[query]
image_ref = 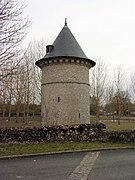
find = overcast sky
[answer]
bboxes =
[23,0,135,76]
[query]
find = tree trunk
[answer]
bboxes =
[16,105,19,123]
[96,98,100,123]
[8,104,12,121]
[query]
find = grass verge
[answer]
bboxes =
[104,121,135,131]
[0,142,135,157]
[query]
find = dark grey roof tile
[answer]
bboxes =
[36,21,96,68]
[44,24,88,59]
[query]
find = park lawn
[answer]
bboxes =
[0,142,135,157]
[0,118,41,128]
[0,120,135,131]
[104,121,135,131]
[0,116,135,132]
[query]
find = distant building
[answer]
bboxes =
[36,19,96,126]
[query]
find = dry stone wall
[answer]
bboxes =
[0,124,135,143]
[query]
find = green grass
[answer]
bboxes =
[0,142,135,157]
[0,116,135,132]
[104,121,135,131]
[0,118,41,128]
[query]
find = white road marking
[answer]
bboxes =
[66,152,100,180]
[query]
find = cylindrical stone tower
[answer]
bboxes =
[36,20,96,126]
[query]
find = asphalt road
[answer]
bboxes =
[88,149,135,180]
[0,149,135,180]
[0,152,86,180]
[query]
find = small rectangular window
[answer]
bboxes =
[58,97,60,102]
[79,113,80,118]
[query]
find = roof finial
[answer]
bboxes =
[65,18,67,26]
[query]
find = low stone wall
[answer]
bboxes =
[0,123,135,143]
[105,130,135,143]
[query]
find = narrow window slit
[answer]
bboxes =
[58,97,60,102]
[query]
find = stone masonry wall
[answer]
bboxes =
[41,59,91,126]
[0,124,135,143]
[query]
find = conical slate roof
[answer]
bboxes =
[36,20,95,67]
[44,22,88,59]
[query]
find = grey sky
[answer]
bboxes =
[23,0,135,75]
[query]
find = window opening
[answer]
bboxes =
[79,113,80,118]
[58,97,60,102]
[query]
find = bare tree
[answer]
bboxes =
[131,74,135,102]
[0,39,45,123]
[113,66,125,125]
[20,40,46,123]
[0,0,29,81]
[0,77,7,119]
[104,83,115,120]
[4,70,16,121]
[90,58,107,122]
[13,64,26,122]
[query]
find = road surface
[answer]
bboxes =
[0,149,135,180]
